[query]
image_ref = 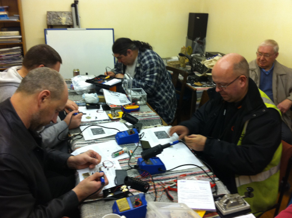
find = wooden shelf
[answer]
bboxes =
[0,42,23,45]
[0,0,26,71]
[0,20,20,23]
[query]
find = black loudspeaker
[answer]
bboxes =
[187,13,208,40]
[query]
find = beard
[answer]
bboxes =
[29,110,46,132]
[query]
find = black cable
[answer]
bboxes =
[57,113,74,141]
[181,141,218,195]
[127,144,141,170]
[81,196,118,204]
[159,163,217,195]
[70,123,122,142]
[139,132,145,140]
[79,185,105,204]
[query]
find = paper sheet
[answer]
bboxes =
[140,126,204,169]
[80,122,128,140]
[103,78,121,86]
[178,180,216,211]
[78,106,110,122]
[72,140,132,189]
[103,89,131,105]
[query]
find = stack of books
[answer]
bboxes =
[0,6,9,20]
[0,31,21,43]
[0,46,23,69]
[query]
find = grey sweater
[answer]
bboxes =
[0,66,69,148]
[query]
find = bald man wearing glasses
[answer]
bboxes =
[170,53,282,213]
[249,39,292,144]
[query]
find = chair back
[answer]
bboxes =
[166,66,188,124]
[274,140,292,216]
[198,90,210,108]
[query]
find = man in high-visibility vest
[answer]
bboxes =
[170,53,282,213]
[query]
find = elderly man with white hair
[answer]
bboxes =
[249,39,292,144]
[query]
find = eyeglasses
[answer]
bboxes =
[256,52,275,58]
[214,76,241,90]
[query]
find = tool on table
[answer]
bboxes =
[215,187,254,217]
[112,147,128,158]
[137,140,180,175]
[112,193,147,218]
[115,113,142,145]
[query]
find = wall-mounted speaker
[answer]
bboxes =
[187,13,209,40]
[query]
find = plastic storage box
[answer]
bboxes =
[146,202,201,218]
[128,88,147,105]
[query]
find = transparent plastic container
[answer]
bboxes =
[146,202,201,218]
[128,88,147,105]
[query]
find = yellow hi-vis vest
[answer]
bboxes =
[236,89,282,213]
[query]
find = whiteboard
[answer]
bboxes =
[45,28,115,79]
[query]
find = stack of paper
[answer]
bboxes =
[0,46,22,68]
[0,35,22,43]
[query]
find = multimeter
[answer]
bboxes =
[112,193,147,218]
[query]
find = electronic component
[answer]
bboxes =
[86,103,100,109]
[137,157,166,175]
[122,105,140,113]
[215,194,251,216]
[115,129,139,145]
[112,193,147,218]
[215,187,253,217]
[112,147,128,158]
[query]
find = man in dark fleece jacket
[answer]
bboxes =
[170,53,282,213]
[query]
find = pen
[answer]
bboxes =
[73,112,86,116]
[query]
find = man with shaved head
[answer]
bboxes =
[170,53,282,212]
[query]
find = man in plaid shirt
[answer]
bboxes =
[105,38,177,124]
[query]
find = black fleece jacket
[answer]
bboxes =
[180,78,281,193]
[0,99,79,218]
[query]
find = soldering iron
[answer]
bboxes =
[141,140,180,160]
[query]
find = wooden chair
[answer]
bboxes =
[198,90,210,108]
[274,140,292,216]
[258,140,292,217]
[166,66,188,124]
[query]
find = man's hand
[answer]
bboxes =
[65,99,78,113]
[169,125,189,140]
[115,73,124,79]
[64,110,82,129]
[277,99,292,114]
[73,172,109,202]
[67,150,101,169]
[184,134,207,151]
[104,71,115,77]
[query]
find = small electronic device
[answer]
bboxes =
[215,187,253,217]
[115,129,139,145]
[86,103,100,109]
[121,105,140,113]
[112,193,147,218]
[137,157,166,175]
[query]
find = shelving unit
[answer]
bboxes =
[0,0,26,71]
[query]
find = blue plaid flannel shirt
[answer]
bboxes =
[113,49,177,123]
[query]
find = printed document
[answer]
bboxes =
[178,180,216,211]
